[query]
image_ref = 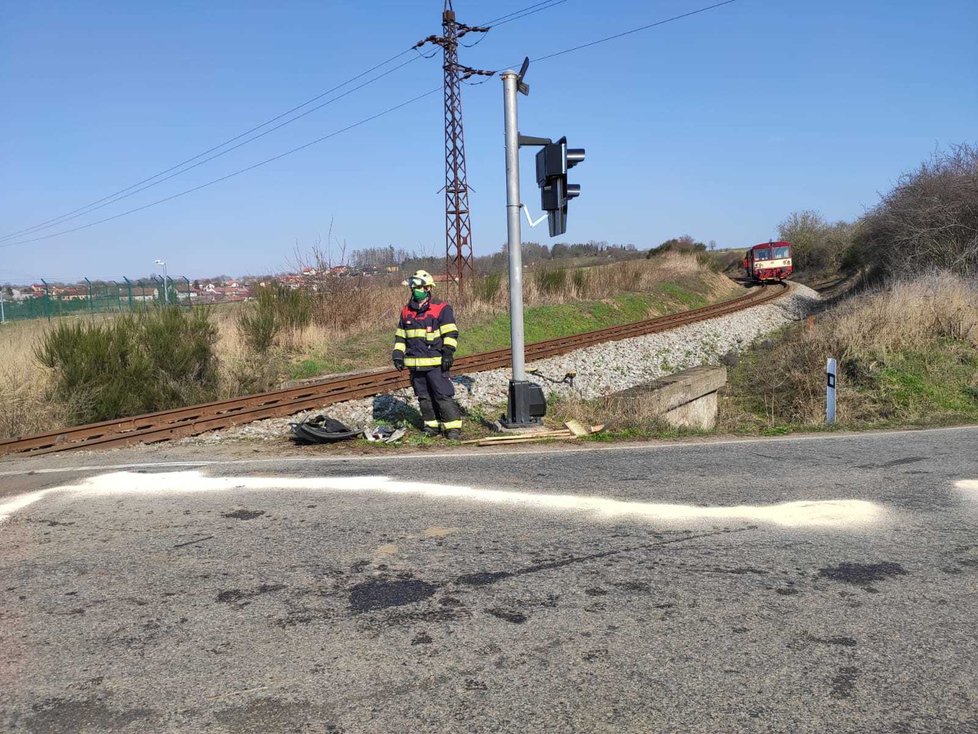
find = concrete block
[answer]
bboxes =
[663,391,718,430]
[602,366,726,430]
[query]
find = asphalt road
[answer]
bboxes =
[2,428,977,733]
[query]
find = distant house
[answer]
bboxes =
[131,287,156,302]
[60,287,88,301]
[223,285,250,302]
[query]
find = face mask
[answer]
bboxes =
[412,288,428,301]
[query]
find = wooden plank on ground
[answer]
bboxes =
[476,434,581,446]
[461,430,573,445]
[564,420,589,437]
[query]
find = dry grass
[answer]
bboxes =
[0,319,67,438]
[830,272,978,357]
[215,252,729,387]
[720,272,978,428]
[0,254,733,437]
[548,392,676,436]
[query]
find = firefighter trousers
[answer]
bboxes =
[410,368,462,431]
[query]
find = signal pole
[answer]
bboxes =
[502,69,526,383]
[499,59,587,427]
[416,2,492,299]
[500,60,550,427]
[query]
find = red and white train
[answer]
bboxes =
[743,241,793,282]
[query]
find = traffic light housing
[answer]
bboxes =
[535,137,585,237]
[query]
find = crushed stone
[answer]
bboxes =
[178,284,820,444]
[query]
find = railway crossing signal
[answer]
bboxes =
[535,137,586,237]
[500,57,589,427]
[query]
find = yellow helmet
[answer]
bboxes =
[402,269,435,288]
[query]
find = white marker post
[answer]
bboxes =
[826,357,837,425]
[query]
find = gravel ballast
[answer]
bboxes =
[184,284,820,443]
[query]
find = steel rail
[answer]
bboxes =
[0,283,786,457]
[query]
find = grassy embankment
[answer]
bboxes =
[719,273,978,434]
[289,268,735,379]
[0,252,738,440]
[550,273,978,441]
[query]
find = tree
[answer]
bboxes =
[647,235,706,258]
[777,211,855,275]
[856,143,978,277]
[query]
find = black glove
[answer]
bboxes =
[392,352,405,371]
[441,350,454,372]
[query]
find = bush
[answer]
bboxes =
[267,284,312,334]
[37,307,218,424]
[856,143,978,278]
[472,272,503,303]
[238,306,278,354]
[534,267,567,295]
[647,235,706,258]
[311,276,400,331]
[777,210,855,276]
[238,282,314,353]
[572,268,590,295]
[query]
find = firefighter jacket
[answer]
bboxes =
[393,298,459,370]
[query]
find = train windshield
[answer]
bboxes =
[754,249,771,260]
[774,246,790,259]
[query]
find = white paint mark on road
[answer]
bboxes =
[1,470,886,529]
[0,487,60,524]
[954,480,978,492]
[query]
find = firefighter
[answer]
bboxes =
[392,270,463,439]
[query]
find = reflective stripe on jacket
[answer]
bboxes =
[393,298,459,371]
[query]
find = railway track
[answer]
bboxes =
[0,283,788,458]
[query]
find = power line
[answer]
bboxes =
[0,48,420,243]
[479,0,568,27]
[0,0,570,245]
[0,0,740,249]
[463,0,569,46]
[0,55,423,243]
[0,88,441,249]
[486,0,570,29]
[484,0,738,75]
[532,0,738,63]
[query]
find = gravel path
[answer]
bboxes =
[182,284,820,443]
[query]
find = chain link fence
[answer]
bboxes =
[0,277,194,322]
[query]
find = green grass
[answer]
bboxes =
[288,278,733,379]
[291,358,329,380]
[458,292,666,356]
[720,338,978,436]
[655,282,709,308]
[877,345,978,422]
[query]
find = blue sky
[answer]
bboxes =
[1,0,975,282]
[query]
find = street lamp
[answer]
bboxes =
[154,259,169,305]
